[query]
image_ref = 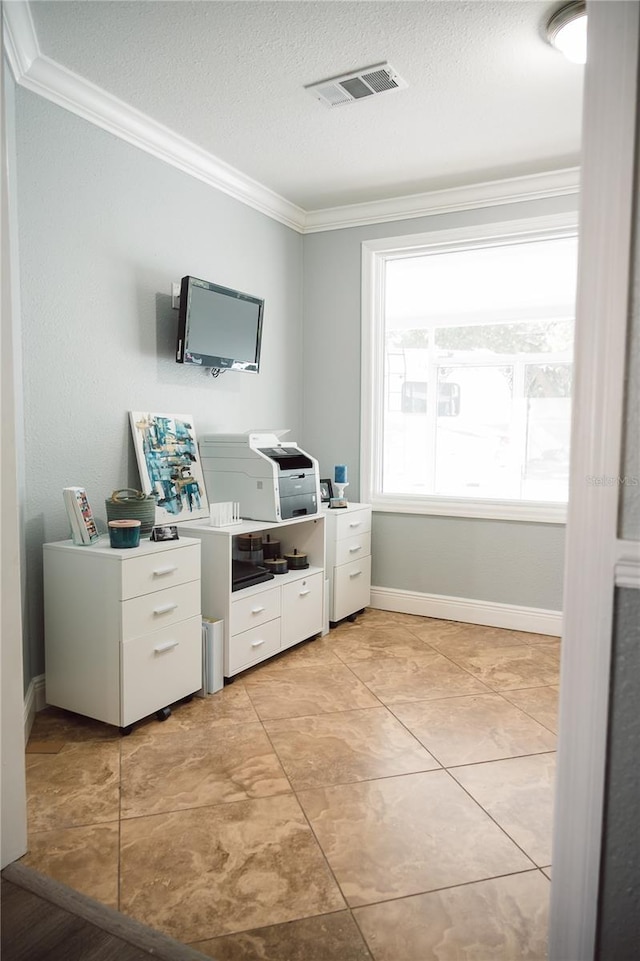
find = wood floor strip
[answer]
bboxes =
[1,864,214,961]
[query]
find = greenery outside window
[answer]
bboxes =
[361,214,579,522]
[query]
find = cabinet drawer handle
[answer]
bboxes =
[251,606,266,614]
[154,639,179,654]
[349,570,363,578]
[251,639,266,648]
[349,521,362,528]
[153,565,178,577]
[153,602,178,615]
[349,545,362,553]
[298,589,311,597]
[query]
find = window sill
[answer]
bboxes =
[368,494,567,524]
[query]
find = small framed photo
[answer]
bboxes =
[150,525,179,542]
[319,478,333,503]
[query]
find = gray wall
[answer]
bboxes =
[302,197,576,610]
[596,588,640,959]
[15,89,303,685]
[372,512,565,610]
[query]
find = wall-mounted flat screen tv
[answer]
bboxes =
[176,275,264,373]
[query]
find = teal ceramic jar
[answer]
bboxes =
[108,519,141,549]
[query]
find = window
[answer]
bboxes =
[361,215,579,521]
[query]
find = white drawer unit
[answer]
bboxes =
[177,514,325,678]
[323,503,372,626]
[230,584,281,636]
[121,616,202,725]
[43,536,202,731]
[228,617,282,675]
[281,572,324,649]
[121,579,201,640]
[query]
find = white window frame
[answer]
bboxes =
[360,211,579,523]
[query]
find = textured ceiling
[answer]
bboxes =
[28,0,584,211]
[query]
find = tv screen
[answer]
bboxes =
[176,275,264,373]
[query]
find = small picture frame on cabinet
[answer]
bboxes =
[150,525,179,542]
[319,479,333,503]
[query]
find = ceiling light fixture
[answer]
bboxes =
[546,1,587,64]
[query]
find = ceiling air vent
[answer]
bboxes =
[305,62,407,108]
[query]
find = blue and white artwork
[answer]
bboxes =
[129,412,209,523]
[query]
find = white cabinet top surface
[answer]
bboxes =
[43,535,201,559]
[177,514,325,536]
[321,502,370,514]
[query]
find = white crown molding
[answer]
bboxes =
[303,167,581,233]
[2,0,38,79]
[3,1,580,235]
[2,0,307,232]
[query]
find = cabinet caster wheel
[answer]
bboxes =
[182,693,194,704]
[347,613,358,622]
[156,707,171,722]
[121,725,133,736]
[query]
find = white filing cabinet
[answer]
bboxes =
[323,502,372,626]
[43,536,202,731]
[177,514,325,678]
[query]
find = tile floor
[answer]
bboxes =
[23,609,559,960]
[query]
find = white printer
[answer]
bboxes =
[199,431,321,523]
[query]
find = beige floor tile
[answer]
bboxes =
[407,620,531,656]
[451,753,556,866]
[444,645,560,691]
[244,637,345,675]
[28,705,120,743]
[121,722,291,818]
[119,795,345,943]
[503,686,560,733]
[129,682,260,736]
[509,630,561,646]
[327,626,441,664]
[398,615,464,638]
[348,609,424,629]
[264,707,439,790]
[243,662,380,720]
[25,612,556,955]
[348,652,489,705]
[26,740,120,832]
[531,641,561,668]
[390,694,556,766]
[193,910,372,961]
[20,822,120,909]
[353,870,550,961]
[297,770,532,907]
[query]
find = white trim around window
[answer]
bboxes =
[360,211,579,523]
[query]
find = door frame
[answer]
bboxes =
[549,2,640,958]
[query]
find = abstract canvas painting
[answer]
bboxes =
[129,412,209,524]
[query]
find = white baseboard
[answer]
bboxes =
[370,586,562,636]
[23,674,46,744]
